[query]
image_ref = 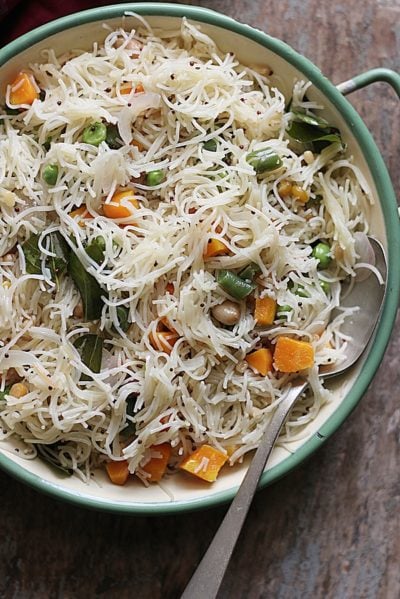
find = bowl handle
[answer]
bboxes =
[336,68,400,98]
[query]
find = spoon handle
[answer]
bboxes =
[181,378,308,599]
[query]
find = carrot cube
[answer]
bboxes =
[141,443,171,482]
[274,336,314,372]
[106,460,130,485]
[9,72,38,106]
[180,444,228,483]
[245,348,273,376]
[255,297,277,325]
[203,238,230,258]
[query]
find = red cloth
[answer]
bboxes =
[1,0,117,44]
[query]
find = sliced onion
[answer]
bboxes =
[354,232,375,281]
[117,93,161,144]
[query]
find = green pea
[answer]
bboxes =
[43,164,59,186]
[246,147,283,174]
[105,124,123,149]
[276,304,292,318]
[203,139,218,152]
[82,122,107,146]
[319,280,330,294]
[146,170,165,186]
[312,242,332,269]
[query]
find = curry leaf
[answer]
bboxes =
[120,393,137,438]
[286,121,342,151]
[290,109,331,129]
[22,231,69,283]
[36,443,73,476]
[86,236,106,264]
[48,232,70,284]
[22,233,42,275]
[68,251,104,320]
[73,334,104,381]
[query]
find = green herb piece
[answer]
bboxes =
[82,122,107,146]
[246,148,283,174]
[116,306,130,333]
[47,232,70,284]
[319,280,331,294]
[0,386,10,402]
[203,138,218,152]
[276,304,292,318]
[289,282,310,298]
[290,109,330,129]
[146,170,165,186]
[217,270,256,300]
[36,443,72,476]
[121,393,137,438]
[85,236,106,264]
[105,123,123,149]
[22,231,69,282]
[73,333,104,381]
[22,233,42,275]
[4,105,20,116]
[238,262,262,282]
[68,251,104,320]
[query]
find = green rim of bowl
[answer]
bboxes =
[0,3,398,515]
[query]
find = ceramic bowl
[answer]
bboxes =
[0,3,398,514]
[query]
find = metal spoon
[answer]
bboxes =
[181,236,387,599]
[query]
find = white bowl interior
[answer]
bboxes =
[0,14,387,508]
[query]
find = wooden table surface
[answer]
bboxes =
[0,1,399,598]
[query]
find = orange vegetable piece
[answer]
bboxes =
[255,297,277,326]
[149,330,179,354]
[121,83,144,95]
[130,139,145,151]
[106,460,130,485]
[165,282,174,295]
[9,72,38,106]
[69,205,93,226]
[103,189,139,220]
[204,238,230,258]
[245,348,273,376]
[141,443,171,482]
[180,444,228,483]
[120,83,132,95]
[274,336,314,372]
[158,316,177,333]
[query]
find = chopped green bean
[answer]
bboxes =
[217,270,256,300]
[238,262,261,282]
[246,147,283,174]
